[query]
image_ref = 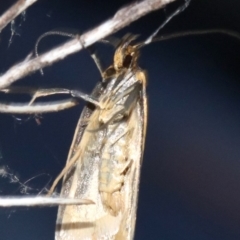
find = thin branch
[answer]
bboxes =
[0,196,94,207]
[0,0,176,89]
[0,87,99,113]
[0,0,37,32]
[0,99,78,114]
[1,87,71,96]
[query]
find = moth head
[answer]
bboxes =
[113,34,140,71]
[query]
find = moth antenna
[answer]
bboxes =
[151,29,240,43]
[139,0,191,48]
[138,1,240,48]
[35,31,78,75]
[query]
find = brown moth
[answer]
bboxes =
[49,34,148,240]
[47,2,192,239]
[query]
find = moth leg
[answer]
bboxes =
[87,35,123,78]
[47,147,82,195]
[70,90,100,107]
[86,45,105,78]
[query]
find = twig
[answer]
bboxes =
[0,87,101,113]
[0,99,78,114]
[0,0,176,89]
[0,0,37,32]
[0,196,94,207]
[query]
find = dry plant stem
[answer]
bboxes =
[1,87,70,95]
[0,0,176,89]
[0,87,100,114]
[0,88,79,113]
[0,99,78,114]
[0,196,94,207]
[0,0,37,32]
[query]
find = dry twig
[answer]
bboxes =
[0,0,176,89]
[0,0,37,32]
[0,99,78,114]
[0,196,93,207]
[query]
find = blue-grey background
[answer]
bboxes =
[0,0,240,239]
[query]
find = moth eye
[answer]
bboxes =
[123,55,132,68]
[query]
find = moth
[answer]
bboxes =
[34,3,240,240]
[46,34,147,240]
[46,3,193,239]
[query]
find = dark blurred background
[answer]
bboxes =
[0,0,240,239]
